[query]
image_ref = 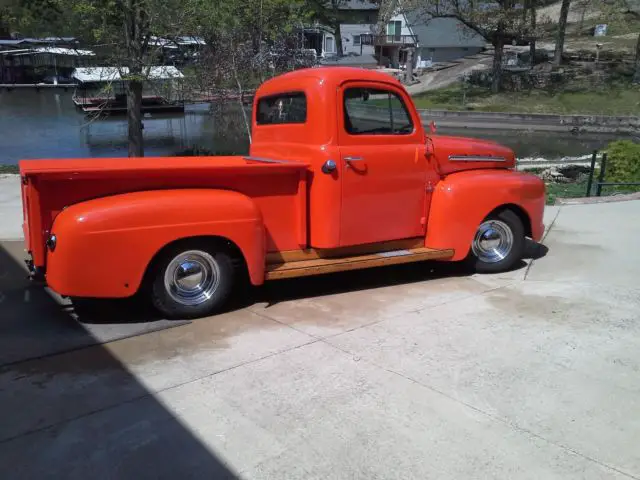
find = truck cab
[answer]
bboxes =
[19,67,545,319]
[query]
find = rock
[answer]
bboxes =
[540,167,572,183]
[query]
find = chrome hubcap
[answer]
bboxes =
[472,220,514,264]
[164,250,220,306]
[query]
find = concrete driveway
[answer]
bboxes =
[1,200,639,479]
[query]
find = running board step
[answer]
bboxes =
[265,247,454,280]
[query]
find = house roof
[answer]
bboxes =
[404,10,486,48]
[72,66,184,83]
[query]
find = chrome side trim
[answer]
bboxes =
[243,156,289,164]
[448,155,507,162]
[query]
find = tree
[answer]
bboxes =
[618,0,640,83]
[553,0,571,65]
[525,0,538,63]
[598,0,640,83]
[404,1,533,93]
[11,0,191,157]
[183,0,310,140]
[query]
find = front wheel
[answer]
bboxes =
[150,242,235,319]
[468,209,525,273]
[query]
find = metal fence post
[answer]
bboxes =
[596,152,608,197]
[585,150,597,197]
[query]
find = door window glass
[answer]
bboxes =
[343,88,413,135]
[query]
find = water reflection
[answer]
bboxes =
[0,89,625,165]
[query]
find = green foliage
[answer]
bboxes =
[0,164,19,174]
[605,140,640,190]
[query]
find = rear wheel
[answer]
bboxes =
[150,241,235,319]
[468,209,525,273]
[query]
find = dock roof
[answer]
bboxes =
[72,66,184,83]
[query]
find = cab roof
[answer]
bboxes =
[257,67,403,95]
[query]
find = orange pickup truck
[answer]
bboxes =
[19,67,545,318]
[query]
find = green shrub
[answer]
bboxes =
[605,140,640,191]
[0,165,19,174]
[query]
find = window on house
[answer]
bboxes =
[343,87,413,135]
[256,92,307,125]
[353,34,361,46]
[386,21,402,41]
[324,36,335,54]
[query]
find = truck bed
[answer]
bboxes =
[20,155,310,269]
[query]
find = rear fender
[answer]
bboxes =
[425,170,545,261]
[46,189,265,298]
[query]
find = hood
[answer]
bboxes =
[429,135,516,176]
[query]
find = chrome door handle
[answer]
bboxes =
[344,156,364,162]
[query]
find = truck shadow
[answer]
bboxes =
[0,241,241,478]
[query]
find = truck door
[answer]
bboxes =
[338,82,428,247]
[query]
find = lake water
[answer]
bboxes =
[0,89,628,165]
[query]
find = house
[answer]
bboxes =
[405,12,487,65]
[302,0,379,59]
[372,6,487,68]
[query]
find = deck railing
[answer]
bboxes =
[360,34,417,46]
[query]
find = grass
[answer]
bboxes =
[0,165,19,174]
[545,180,589,204]
[412,81,640,115]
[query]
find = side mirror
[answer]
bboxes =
[429,120,437,134]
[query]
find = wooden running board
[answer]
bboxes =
[265,247,454,281]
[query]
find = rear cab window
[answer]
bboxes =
[343,87,414,135]
[256,92,307,125]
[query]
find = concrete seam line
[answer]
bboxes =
[322,341,640,480]
[0,337,322,446]
[249,309,323,342]
[524,206,563,281]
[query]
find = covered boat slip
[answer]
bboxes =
[71,66,185,114]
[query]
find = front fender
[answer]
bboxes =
[46,189,265,298]
[425,170,545,261]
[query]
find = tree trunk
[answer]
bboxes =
[334,23,344,57]
[404,48,414,84]
[127,78,144,157]
[123,0,148,157]
[492,36,505,93]
[530,0,537,65]
[554,0,572,66]
[633,32,640,84]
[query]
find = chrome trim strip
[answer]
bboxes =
[243,156,289,164]
[448,155,507,162]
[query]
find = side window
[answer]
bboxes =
[256,92,306,125]
[343,87,413,135]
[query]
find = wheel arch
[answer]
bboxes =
[425,170,544,261]
[140,235,250,293]
[486,203,533,239]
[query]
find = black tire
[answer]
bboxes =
[468,209,525,274]
[149,240,235,319]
